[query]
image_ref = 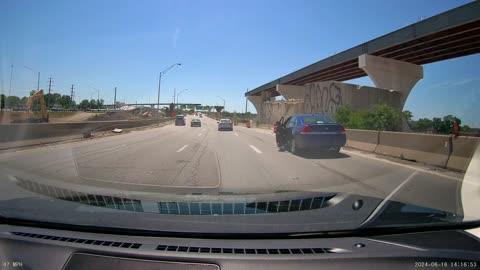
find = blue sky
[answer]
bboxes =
[1,0,479,126]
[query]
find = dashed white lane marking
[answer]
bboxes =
[249,145,262,154]
[176,145,189,152]
[106,144,127,151]
[234,133,239,136]
[198,133,202,136]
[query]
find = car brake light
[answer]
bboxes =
[339,126,346,133]
[301,125,312,133]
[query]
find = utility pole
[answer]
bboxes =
[37,72,40,91]
[114,87,117,110]
[47,77,53,108]
[7,64,13,111]
[245,88,248,114]
[173,88,176,106]
[70,84,74,108]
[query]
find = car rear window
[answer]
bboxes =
[220,119,231,123]
[302,115,335,125]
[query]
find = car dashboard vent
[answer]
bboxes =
[156,245,342,255]
[11,232,142,249]
[15,177,336,215]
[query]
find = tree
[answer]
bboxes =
[0,94,5,110]
[333,104,401,131]
[364,104,401,131]
[20,96,28,107]
[6,96,20,109]
[432,117,443,134]
[58,95,73,109]
[348,111,369,129]
[462,125,472,132]
[96,99,104,109]
[334,106,352,126]
[442,115,461,134]
[78,99,90,110]
[402,110,413,122]
[411,118,433,132]
[51,93,61,106]
[44,93,60,108]
[431,115,463,134]
[89,99,97,109]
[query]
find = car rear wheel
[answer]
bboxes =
[331,147,341,153]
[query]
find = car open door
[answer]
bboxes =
[285,116,296,139]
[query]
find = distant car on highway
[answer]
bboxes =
[218,119,233,131]
[175,115,186,126]
[276,114,346,154]
[191,119,201,127]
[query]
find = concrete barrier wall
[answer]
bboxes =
[345,130,478,172]
[374,131,451,167]
[447,136,480,172]
[345,129,379,152]
[0,118,172,143]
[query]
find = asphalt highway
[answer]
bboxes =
[0,115,466,214]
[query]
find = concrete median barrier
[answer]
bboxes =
[374,131,451,167]
[345,129,379,152]
[0,118,173,143]
[447,136,480,172]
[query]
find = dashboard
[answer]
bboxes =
[1,224,479,270]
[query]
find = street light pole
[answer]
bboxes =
[157,63,181,118]
[217,96,225,117]
[177,89,188,107]
[24,66,40,91]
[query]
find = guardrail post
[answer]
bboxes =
[444,135,454,168]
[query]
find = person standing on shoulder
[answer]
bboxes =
[275,117,286,151]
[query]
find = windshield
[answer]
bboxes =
[302,115,336,125]
[0,0,479,235]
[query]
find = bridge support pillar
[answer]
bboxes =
[359,54,423,131]
[276,84,304,100]
[359,54,423,108]
[247,91,274,123]
[247,96,263,116]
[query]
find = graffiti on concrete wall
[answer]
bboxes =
[304,82,344,116]
[263,103,274,124]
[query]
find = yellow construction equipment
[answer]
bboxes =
[12,90,49,123]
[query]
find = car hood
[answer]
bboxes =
[0,169,466,235]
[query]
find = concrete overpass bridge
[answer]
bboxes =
[245,1,480,125]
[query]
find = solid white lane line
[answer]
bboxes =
[234,133,239,136]
[176,145,189,152]
[341,148,463,181]
[249,145,262,154]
